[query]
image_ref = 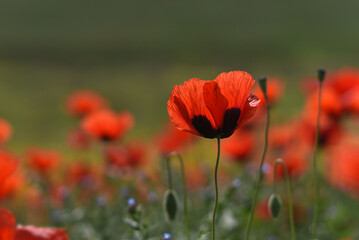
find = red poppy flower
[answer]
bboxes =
[66,162,95,185]
[154,123,195,156]
[0,151,18,188]
[15,225,69,240]
[104,142,146,169]
[82,109,134,141]
[255,198,271,220]
[327,68,359,94]
[0,208,69,240]
[66,90,107,117]
[0,168,24,201]
[222,130,254,161]
[26,148,61,174]
[66,128,92,150]
[326,136,359,198]
[0,208,16,240]
[167,71,260,139]
[0,118,12,145]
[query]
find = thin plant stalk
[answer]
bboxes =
[212,137,221,240]
[273,158,297,240]
[311,73,324,239]
[167,152,190,240]
[244,82,270,240]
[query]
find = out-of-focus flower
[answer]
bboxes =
[0,118,12,145]
[104,142,146,169]
[66,128,92,150]
[326,68,359,94]
[326,136,359,198]
[154,123,195,156]
[255,198,271,220]
[66,162,98,187]
[269,151,309,180]
[0,208,70,240]
[222,130,254,162]
[167,71,260,139]
[66,90,107,117]
[0,208,16,239]
[15,225,69,240]
[0,168,25,200]
[304,86,342,118]
[26,148,61,174]
[82,109,134,141]
[0,151,18,188]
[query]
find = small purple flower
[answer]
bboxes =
[163,233,171,240]
[127,197,137,207]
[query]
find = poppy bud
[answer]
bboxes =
[268,194,282,219]
[258,77,267,97]
[163,190,179,222]
[318,68,326,82]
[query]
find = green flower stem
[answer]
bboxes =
[311,79,323,239]
[167,152,190,240]
[244,95,270,240]
[212,137,221,240]
[273,159,297,240]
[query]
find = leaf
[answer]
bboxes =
[196,229,210,240]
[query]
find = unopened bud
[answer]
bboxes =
[163,190,179,222]
[268,194,282,219]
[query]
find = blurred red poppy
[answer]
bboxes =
[66,128,92,150]
[0,118,13,145]
[154,123,195,156]
[222,130,254,162]
[0,208,69,240]
[26,148,61,174]
[82,109,134,141]
[104,142,146,169]
[167,71,260,139]
[0,151,18,188]
[255,198,271,220]
[0,168,25,201]
[0,208,16,239]
[66,90,107,117]
[66,162,96,185]
[15,225,69,240]
[326,136,359,198]
[326,68,359,94]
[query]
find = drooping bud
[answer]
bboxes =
[163,189,179,222]
[268,194,282,219]
[318,68,326,82]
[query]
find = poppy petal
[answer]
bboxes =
[203,81,228,129]
[237,93,260,129]
[168,78,214,136]
[214,71,255,110]
[0,208,16,240]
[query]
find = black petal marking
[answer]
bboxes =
[191,115,218,139]
[221,108,241,138]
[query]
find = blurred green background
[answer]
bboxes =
[1,0,359,149]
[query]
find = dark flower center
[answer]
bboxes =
[191,107,241,139]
